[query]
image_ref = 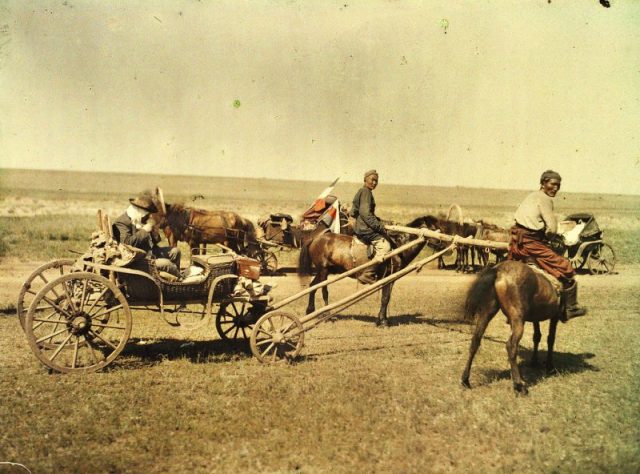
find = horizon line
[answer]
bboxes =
[1,166,638,197]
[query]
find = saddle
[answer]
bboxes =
[351,237,376,262]
[524,261,563,296]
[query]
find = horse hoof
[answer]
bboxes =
[461,379,471,389]
[376,320,390,328]
[513,384,529,396]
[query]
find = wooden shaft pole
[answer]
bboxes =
[385,224,509,250]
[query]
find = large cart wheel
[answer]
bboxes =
[587,243,616,275]
[250,310,304,363]
[216,300,265,340]
[18,258,76,330]
[24,273,132,373]
[257,250,278,275]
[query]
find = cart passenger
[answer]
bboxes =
[350,169,391,283]
[112,194,181,278]
[508,170,587,321]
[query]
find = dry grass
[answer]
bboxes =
[0,168,639,472]
[1,272,639,473]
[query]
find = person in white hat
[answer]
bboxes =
[112,193,181,277]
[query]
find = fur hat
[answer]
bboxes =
[364,169,378,179]
[540,170,562,184]
[129,195,158,213]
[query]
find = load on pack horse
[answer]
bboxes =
[258,178,353,250]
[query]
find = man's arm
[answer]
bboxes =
[539,194,558,234]
[113,220,152,248]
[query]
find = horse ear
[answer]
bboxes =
[156,187,167,215]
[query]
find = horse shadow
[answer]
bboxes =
[112,337,252,370]
[344,313,469,327]
[479,350,599,389]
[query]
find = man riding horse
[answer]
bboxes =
[508,170,587,321]
[350,169,392,284]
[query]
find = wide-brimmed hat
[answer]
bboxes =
[129,195,158,213]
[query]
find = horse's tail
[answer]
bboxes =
[464,265,498,323]
[297,238,314,276]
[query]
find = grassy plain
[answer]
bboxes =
[1,168,639,473]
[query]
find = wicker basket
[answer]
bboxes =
[119,257,236,303]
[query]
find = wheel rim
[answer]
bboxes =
[587,243,616,275]
[259,251,278,275]
[25,273,132,373]
[216,301,257,340]
[250,311,304,363]
[18,259,76,330]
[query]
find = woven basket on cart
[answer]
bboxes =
[120,257,236,302]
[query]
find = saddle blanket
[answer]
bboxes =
[526,263,563,295]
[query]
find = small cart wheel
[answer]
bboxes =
[24,272,132,373]
[587,243,616,275]
[18,258,76,330]
[257,250,278,275]
[250,310,304,363]
[216,301,265,340]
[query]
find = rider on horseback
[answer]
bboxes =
[508,170,587,322]
[350,169,392,284]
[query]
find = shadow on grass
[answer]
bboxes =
[115,337,252,370]
[477,350,599,389]
[345,312,470,327]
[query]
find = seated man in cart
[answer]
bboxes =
[508,170,587,322]
[350,169,392,284]
[112,194,182,278]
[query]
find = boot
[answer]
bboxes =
[561,281,587,321]
[357,266,377,285]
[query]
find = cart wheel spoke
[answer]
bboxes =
[25,273,131,373]
[215,301,263,340]
[587,243,616,275]
[18,259,75,331]
[250,311,304,363]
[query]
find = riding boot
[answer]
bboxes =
[561,280,587,322]
[357,265,377,285]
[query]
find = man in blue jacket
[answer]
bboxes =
[350,170,391,283]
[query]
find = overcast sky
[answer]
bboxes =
[1,0,639,194]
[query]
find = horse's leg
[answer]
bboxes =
[545,318,559,373]
[461,305,498,388]
[305,271,324,315]
[321,269,330,307]
[529,321,542,367]
[377,282,393,327]
[506,317,527,395]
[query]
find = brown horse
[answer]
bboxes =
[155,203,259,255]
[461,260,564,395]
[297,216,438,326]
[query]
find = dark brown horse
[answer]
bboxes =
[297,216,438,326]
[461,260,564,395]
[155,203,258,255]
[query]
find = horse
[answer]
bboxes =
[154,203,259,255]
[474,220,509,268]
[461,260,564,395]
[297,216,438,326]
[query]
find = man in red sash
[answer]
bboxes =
[508,170,587,321]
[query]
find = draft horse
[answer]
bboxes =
[461,260,564,395]
[297,216,437,327]
[155,203,259,255]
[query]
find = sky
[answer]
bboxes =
[0,0,639,195]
